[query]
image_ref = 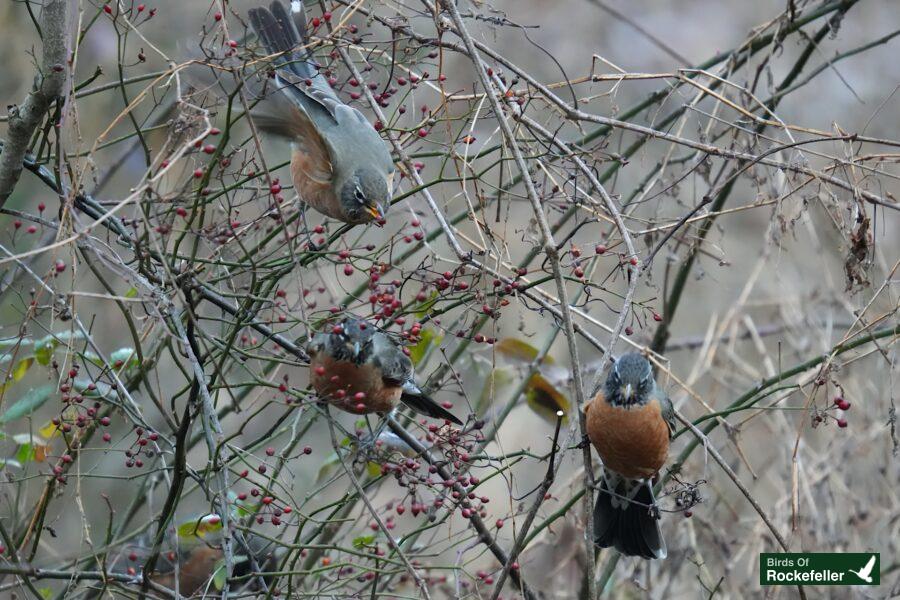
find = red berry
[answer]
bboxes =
[193,168,204,178]
[137,3,145,11]
[103,4,112,14]
[417,128,428,138]
[214,11,222,21]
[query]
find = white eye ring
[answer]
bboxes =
[354,185,366,204]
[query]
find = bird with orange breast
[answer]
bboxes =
[584,352,674,559]
[247,1,396,225]
[307,317,463,425]
[91,533,277,598]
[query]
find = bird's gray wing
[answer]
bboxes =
[369,332,414,385]
[654,385,676,439]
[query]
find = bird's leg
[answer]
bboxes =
[298,201,320,252]
[356,408,396,459]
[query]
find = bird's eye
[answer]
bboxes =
[354,186,366,204]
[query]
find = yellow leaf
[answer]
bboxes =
[525,373,569,424]
[12,357,34,381]
[366,461,382,478]
[495,338,554,365]
[409,328,443,366]
[39,421,61,439]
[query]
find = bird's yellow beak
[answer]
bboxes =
[366,203,384,221]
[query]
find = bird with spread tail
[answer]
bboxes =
[247,0,395,224]
[584,352,674,559]
[307,317,463,425]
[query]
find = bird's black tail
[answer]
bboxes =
[400,382,463,425]
[593,474,666,559]
[248,1,315,80]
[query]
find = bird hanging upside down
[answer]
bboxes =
[584,352,674,559]
[307,317,463,425]
[247,1,396,225]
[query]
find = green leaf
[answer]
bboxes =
[0,337,32,349]
[414,291,439,318]
[80,352,105,368]
[11,433,50,464]
[33,331,85,366]
[73,378,112,398]
[176,514,222,539]
[109,347,139,369]
[38,587,53,599]
[315,452,341,484]
[212,560,227,590]
[0,384,55,423]
[15,442,34,464]
[409,328,443,366]
[0,458,24,470]
[124,287,138,299]
[366,461,382,478]
[352,535,375,549]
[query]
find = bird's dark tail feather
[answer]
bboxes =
[400,386,463,425]
[593,475,666,559]
[248,1,315,80]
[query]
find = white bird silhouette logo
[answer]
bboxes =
[848,555,876,583]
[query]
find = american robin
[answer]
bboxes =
[98,534,277,597]
[584,352,674,559]
[307,317,463,425]
[247,1,396,225]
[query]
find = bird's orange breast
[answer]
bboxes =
[310,353,401,413]
[291,149,344,220]
[585,392,669,479]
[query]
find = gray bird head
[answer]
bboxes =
[313,316,375,363]
[339,167,393,224]
[604,352,655,406]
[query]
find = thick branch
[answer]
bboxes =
[0,0,70,206]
